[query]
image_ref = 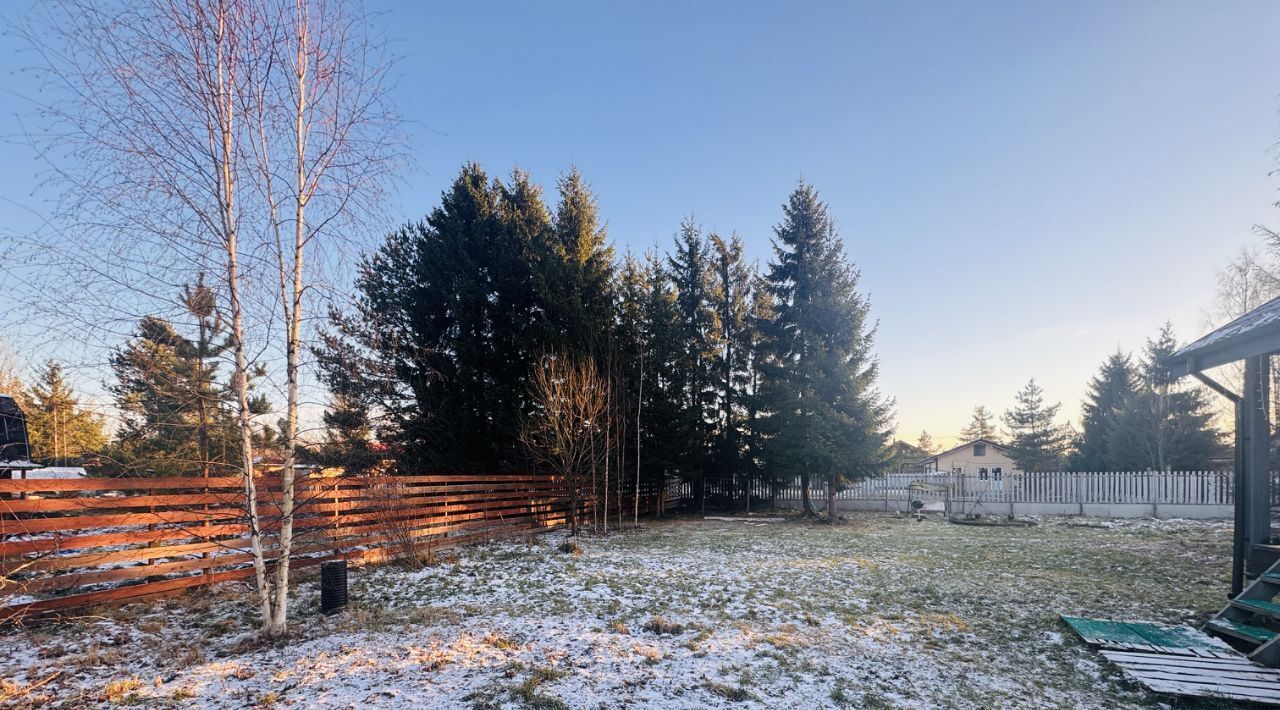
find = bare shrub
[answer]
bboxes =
[364,475,434,569]
[521,354,609,536]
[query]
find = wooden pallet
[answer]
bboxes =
[1100,650,1280,705]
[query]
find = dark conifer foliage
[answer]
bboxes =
[1108,324,1224,471]
[1071,350,1137,470]
[755,182,894,518]
[318,163,600,472]
[1002,379,1069,472]
[320,166,893,499]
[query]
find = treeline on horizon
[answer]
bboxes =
[6,162,1229,488]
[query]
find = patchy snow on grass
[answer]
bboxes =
[1,513,1231,708]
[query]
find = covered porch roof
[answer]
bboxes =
[1165,295,1280,377]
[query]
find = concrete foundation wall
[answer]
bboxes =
[769,498,1233,520]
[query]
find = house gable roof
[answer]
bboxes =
[917,438,1007,464]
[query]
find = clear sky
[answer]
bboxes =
[3,0,1280,445]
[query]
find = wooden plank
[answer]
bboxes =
[0,473,567,494]
[1101,651,1280,704]
[0,477,245,493]
[0,523,248,556]
[1118,667,1280,686]
[1101,651,1261,669]
[0,508,244,535]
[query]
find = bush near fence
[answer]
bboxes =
[0,473,679,618]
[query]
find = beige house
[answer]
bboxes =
[918,438,1019,490]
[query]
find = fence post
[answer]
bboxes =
[1075,473,1084,516]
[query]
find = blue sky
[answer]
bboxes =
[4,1,1280,444]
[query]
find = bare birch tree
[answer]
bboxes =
[18,0,402,636]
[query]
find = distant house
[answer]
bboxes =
[918,438,1019,490]
[885,440,930,473]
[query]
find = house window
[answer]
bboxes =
[951,465,963,475]
[992,467,1003,482]
[973,444,986,457]
[978,467,989,481]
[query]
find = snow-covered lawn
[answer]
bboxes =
[2,514,1231,708]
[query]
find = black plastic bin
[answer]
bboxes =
[320,560,348,614]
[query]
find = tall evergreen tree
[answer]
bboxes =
[111,316,200,474]
[549,167,615,357]
[27,360,105,466]
[758,182,893,520]
[742,270,776,490]
[708,232,755,501]
[631,249,686,488]
[1071,350,1137,470]
[667,217,716,493]
[959,405,996,441]
[318,163,615,473]
[1110,324,1224,470]
[1001,379,1067,471]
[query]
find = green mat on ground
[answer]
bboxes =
[1060,615,1224,650]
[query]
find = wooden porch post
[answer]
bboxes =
[1245,355,1272,577]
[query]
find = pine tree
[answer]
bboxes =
[110,303,258,476]
[319,163,617,473]
[111,316,200,474]
[917,430,938,454]
[1110,324,1224,470]
[1071,350,1136,470]
[1001,379,1067,472]
[27,360,105,466]
[319,393,377,474]
[667,217,716,494]
[742,270,776,493]
[636,249,686,487]
[758,182,893,521]
[959,405,996,441]
[549,167,614,357]
[708,232,755,504]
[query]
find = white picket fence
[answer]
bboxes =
[699,471,1238,519]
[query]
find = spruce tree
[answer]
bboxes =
[667,217,716,494]
[959,405,996,441]
[1071,350,1136,470]
[1110,324,1224,470]
[758,182,893,521]
[549,167,614,357]
[708,232,755,503]
[319,393,377,474]
[1001,379,1067,471]
[318,163,617,473]
[917,430,938,454]
[111,306,258,476]
[742,270,776,491]
[27,360,105,466]
[636,249,685,487]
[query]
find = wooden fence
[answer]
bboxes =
[0,473,680,618]
[702,471,1237,507]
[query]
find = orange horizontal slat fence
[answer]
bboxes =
[0,472,674,618]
